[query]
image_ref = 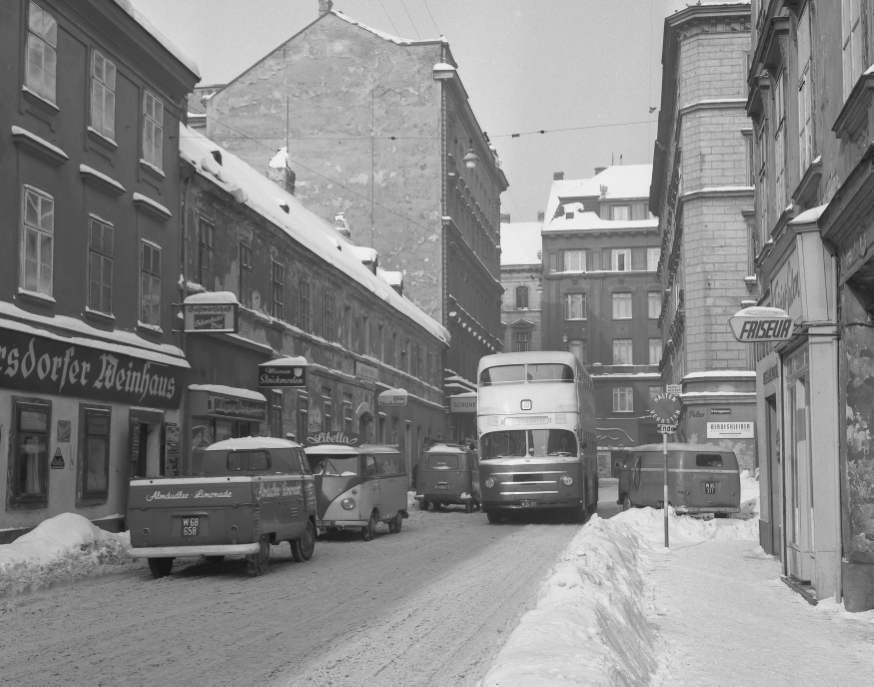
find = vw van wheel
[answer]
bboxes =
[147,557,173,579]
[486,511,502,524]
[292,521,316,562]
[362,513,377,541]
[390,512,403,533]
[204,556,225,564]
[420,499,429,511]
[465,501,473,514]
[246,535,270,577]
[622,495,633,511]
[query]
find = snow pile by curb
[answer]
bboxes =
[0,513,139,597]
[482,507,759,686]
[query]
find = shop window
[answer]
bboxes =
[80,406,110,500]
[239,243,253,308]
[9,399,51,507]
[90,50,116,140]
[299,276,311,331]
[140,241,161,326]
[198,218,214,289]
[271,261,284,320]
[142,90,164,170]
[343,394,353,433]
[88,217,113,315]
[26,2,57,104]
[21,186,54,297]
[270,389,283,438]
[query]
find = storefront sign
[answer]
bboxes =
[356,361,380,382]
[840,220,874,278]
[206,394,266,421]
[182,293,239,333]
[0,328,183,408]
[378,388,408,407]
[305,430,362,446]
[449,394,477,413]
[770,251,802,322]
[763,364,779,386]
[258,357,307,387]
[729,306,793,343]
[707,422,754,439]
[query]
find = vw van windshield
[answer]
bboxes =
[428,454,459,469]
[527,364,574,382]
[322,457,359,476]
[481,430,577,459]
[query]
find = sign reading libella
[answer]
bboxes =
[728,306,792,343]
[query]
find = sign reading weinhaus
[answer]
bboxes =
[0,328,184,408]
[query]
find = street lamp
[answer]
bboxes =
[562,331,568,351]
[463,139,479,169]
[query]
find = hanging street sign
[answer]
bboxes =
[657,424,677,434]
[649,393,682,424]
[182,291,239,333]
[728,306,792,343]
[258,356,308,387]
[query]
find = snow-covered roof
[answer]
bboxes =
[205,437,299,451]
[543,165,654,228]
[500,222,542,266]
[183,290,238,305]
[377,268,403,287]
[111,0,200,77]
[348,245,378,264]
[331,10,444,46]
[789,203,828,225]
[178,124,449,344]
[544,211,658,234]
[187,384,267,402]
[260,356,308,367]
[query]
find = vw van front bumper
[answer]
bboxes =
[128,543,261,558]
[317,519,368,529]
[674,506,741,515]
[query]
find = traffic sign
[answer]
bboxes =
[657,424,677,434]
[649,393,682,424]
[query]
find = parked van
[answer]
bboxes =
[416,444,480,513]
[304,444,408,540]
[613,443,741,517]
[127,437,316,578]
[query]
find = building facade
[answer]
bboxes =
[541,166,662,474]
[0,0,199,540]
[651,4,758,475]
[748,0,874,610]
[202,3,508,441]
[179,126,449,480]
[500,219,543,353]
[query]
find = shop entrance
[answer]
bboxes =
[765,395,781,559]
[129,409,164,478]
[785,347,813,582]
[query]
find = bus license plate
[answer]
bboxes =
[436,483,449,490]
[182,516,200,537]
[520,500,536,507]
[703,482,716,495]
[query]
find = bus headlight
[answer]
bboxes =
[341,498,356,510]
[484,477,495,488]
[560,475,574,486]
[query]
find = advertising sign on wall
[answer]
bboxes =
[305,430,362,447]
[182,292,239,333]
[707,422,754,439]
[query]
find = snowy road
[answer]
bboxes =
[0,483,619,687]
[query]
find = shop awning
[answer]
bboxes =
[378,388,408,407]
[258,356,308,387]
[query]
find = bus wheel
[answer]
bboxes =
[486,511,502,524]
[362,512,377,541]
[568,507,587,525]
[622,495,633,511]
[147,557,173,579]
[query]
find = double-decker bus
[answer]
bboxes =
[476,351,598,523]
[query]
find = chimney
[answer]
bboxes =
[594,166,606,175]
[500,212,511,223]
[537,210,545,222]
[318,0,333,16]
[553,172,564,181]
[334,211,351,238]
[266,147,296,195]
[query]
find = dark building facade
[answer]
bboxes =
[201,6,507,441]
[0,0,199,540]
[540,166,662,475]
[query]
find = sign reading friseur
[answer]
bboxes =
[0,327,184,407]
[728,306,793,343]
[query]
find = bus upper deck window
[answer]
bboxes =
[480,365,526,385]
[527,364,574,382]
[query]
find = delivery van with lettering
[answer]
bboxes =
[304,444,408,540]
[127,437,316,578]
[614,443,741,517]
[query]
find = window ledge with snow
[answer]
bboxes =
[17,288,56,307]
[137,321,164,336]
[21,86,59,114]
[11,125,68,166]
[139,158,166,180]
[80,164,126,197]
[86,126,118,151]
[833,70,874,140]
[133,192,171,221]
[83,307,116,325]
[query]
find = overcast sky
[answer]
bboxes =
[135,0,693,222]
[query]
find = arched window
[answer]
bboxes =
[515,285,529,309]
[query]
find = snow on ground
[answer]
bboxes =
[0,514,141,597]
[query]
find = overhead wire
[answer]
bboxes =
[421,0,441,35]
[491,119,654,139]
[398,0,421,39]
[377,0,400,36]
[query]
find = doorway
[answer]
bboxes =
[785,347,812,583]
[766,395,781,558]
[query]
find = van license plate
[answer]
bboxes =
[703,482,716,495]
[182,516,200,537]
[436,483,449,490]
[520,500,536,507]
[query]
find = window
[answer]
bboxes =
[417,344,424,379]
[774,70,787,215]
[613,387,633,412]
[613,339,632,365]
[142,91,164,170]
[88,217,113,314]
[198,219,214,288]
[548,253,558,273]
[21,186,54,296]
[343,394,353,433]
[611,205,630,221]
[515,285,529,309]
[569,339,585,365]
[565,293,585,320]
[612,293,632,319]
[26,2,57,104]
[323,289,335,341]
[270,389,283,439]
[297,391,309,441]
[140,242,161,326]
[228,451,270,471]
[90,51,116,140]
[514,329,530,352]
[11,400,51,505]
[647,248,660,272]
[271,261,284,320]
[239,243,253,308]
[797,5,814,176]
[81,407,110,498]
[611,249,631,271]
[299,276,311,331]
[562,249,586,272]
[649,386,662,401]
[842,0,864,100]
[649,338,662,365]
[648,292,661,319]
[321,387,332,431]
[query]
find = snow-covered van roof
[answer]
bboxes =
[178,124,449,344]
[111,0,200,77]
[500,222,542,266]
[204,437,301,451]
[543,165,654,228]
[303,444,402,455]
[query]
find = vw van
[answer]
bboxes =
[416,444,480,513]
[614,443,741,517]
[304,444,408,540]
[127,437,316,578]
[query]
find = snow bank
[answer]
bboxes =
[0,514,139,597]
[483,507,758,685]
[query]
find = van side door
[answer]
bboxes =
[362,454,380,514]
[298,448,317,518]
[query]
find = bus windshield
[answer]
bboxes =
[481,430,577,459]
[480,363,575,385]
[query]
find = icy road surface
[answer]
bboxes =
[0,483,619,687]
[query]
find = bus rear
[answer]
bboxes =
[476,352,596,523]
